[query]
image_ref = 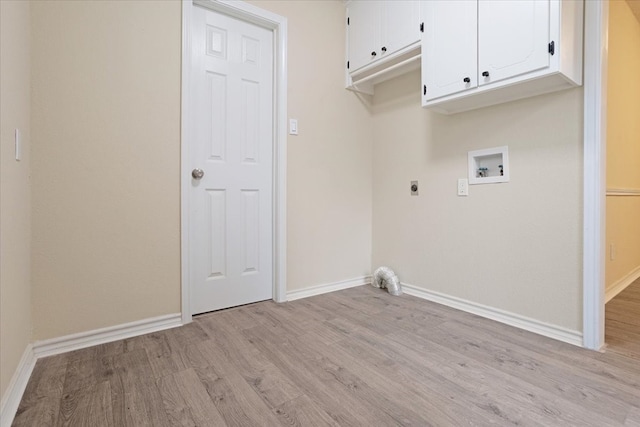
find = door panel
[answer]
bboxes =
[381,1,420,56]
[191,6,273,315]
[478,0,550,85]
[347,1,380,71]
[422,0,477,101]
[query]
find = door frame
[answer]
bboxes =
[181,0,288,324]
[582,0,608,350]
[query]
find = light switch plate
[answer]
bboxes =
[15,129,21,161]
[289,119,298,135]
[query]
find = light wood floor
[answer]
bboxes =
[606,276,640,361]
[14,285,640,426]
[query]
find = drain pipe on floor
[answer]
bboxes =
[372,266,402,296]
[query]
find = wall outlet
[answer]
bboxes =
[457,178,468,196]
[610,243,616,261]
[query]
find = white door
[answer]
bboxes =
[381,1,420,58]
[347,1,380,72]
[422,0,477,101]
[478,0,550,85]
[190,5,273,315]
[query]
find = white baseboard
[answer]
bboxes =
[0,344,36,427]
[287,276,371,301]
[402,283,583,347]
[33,313,182,358]
[606,265,640,303]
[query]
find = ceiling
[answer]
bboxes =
[628,0,640,23]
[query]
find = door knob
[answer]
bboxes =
[371,51,377,57]
[463,77,471,83]
[191,168,204,180]
[482,71,490,77]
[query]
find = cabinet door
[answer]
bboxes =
[347,1,380,72]
[422,0,477,101]
[381,1,420,58]
[478,0,550,85]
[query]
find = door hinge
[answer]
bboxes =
[420,22,424,33]
[548,41,555,55]
[347,17,350,25]
[347,61,350,70]
[423,85,426,95]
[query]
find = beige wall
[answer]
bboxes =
[372,70,584,331]
[1,0,33,400]
[605,0,640,292]
[31,0,182,340]
[30,0,372,340]
[248,0,373,290]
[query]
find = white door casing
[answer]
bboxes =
[181,0,288,322]
[582,0,607,351]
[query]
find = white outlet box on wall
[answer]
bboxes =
[468,146,509,185]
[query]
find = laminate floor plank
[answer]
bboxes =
[195,337,289,426]
[198,316,303,409]
[300,330,504,426]
[57,381,114,427]
[606,278,640,362]
[156,368,227,426]
[625,407,640,426]
[407,322,633,424]
[425,318,640,403]
[332,319,602,426]
[290,332,445,427]
[273,394,341,427]
[16,355,67,411]
[14,284,640,426]
[111,381,172,427]
[12,396,60,427]
[241,325,403,426]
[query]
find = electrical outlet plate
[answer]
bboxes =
[457,178,468,196]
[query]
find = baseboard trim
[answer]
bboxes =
[606,265,640,303]
[402,283,583,347]
[0,344,36,427]
[33,313,182,359]
[287,276,371,301]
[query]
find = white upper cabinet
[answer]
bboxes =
[346,1,421,94]
[422,0,477,101]
[422,0,584,114]
[347,1,380,73]
[478,0,550,85]
[380,1,421,58]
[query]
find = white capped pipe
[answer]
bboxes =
[372,266,402,296]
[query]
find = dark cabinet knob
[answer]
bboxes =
[482,71,490,77]
[463,77,471,83]
[381,46,387,52]
[371,51,377,57]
